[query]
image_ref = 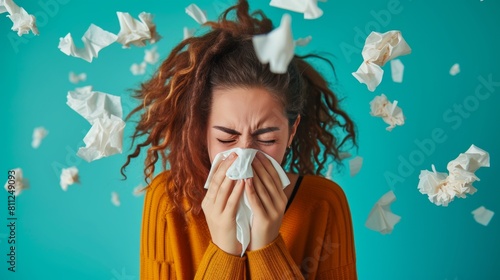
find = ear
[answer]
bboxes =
[287,115,301,147]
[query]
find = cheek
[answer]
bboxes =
[206,137,221,164]
[207,144,220,165]
[259,145,287,164]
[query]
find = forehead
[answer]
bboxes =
[211,86,285,114]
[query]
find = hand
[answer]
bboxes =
[202,153,245,256]
[246,152,288,251]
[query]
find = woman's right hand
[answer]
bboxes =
[201,153,245,256]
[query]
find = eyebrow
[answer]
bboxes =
[212,126,280,136]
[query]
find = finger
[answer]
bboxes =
[256,153,288,204]
[252,156,280,203]
[205,152,238,204]
[253,155,287,212]
[225,179,245,217]
[256,152,285,193]
[213,176,236,213]
[244,178,266,217]
[251,170,273,215]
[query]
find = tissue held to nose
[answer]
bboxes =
[203,147,290,255]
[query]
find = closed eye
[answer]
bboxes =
[217,139,235,144]
[258,140,276,145]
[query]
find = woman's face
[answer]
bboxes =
[207,87,299,164]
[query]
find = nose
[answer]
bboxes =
[237,139,255,149]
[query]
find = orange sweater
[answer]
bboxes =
[140,172,357,279]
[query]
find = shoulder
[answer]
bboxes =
[298,175,351,212]
[300,175,348,202]
[142,171,173,215]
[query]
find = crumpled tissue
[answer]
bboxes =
[32,126,48,149]
[352,30,411,92]
[365,190,401,234]
[58,24,117,62]
[252,14,294,74]
[116,11,161,48]
[370,94,405,131]
[60,166,79,191]
[270,0,325,19]
[185,3,207,24]
[69,71,87,84]
[66,86,125,162]
[0,0,39,36]
[418,145,490,206]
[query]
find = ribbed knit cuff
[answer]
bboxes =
[194,241,247,280]
[246,234,304,280]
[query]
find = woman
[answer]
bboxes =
[121,0,357,279]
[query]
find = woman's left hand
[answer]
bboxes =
[245,152,288,251]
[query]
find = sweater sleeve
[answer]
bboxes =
[194,242,247,280]
[246,234,304,280]
[140,174,175,279]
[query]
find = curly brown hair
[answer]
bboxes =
[121,0,357,215]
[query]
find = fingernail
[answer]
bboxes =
[229,152,236,159]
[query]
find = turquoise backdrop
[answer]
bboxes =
[1,0,499,279]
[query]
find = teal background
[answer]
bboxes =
[1,0,499,279]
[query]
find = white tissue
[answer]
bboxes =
[130,46,158,75]
[450,63,460,76]
[69,71,87,84]
[295,35,312,47]
[116,12,161,48]
[66,86,122,124]
[66,86,125,162]
[204,148,290,256]
[4,168,29,196]
[252,14,295,74]
[325,152,354,179]
[185,3,207,24]
[339,152,352,160]
[349,156,363,177]
[472,206,494,226]
[418,145,490,206]
[133,184,145,196]
[31,126,48,149]
[352,30,411,92]
[325,163,333,180]
[0,0,39,36]
[58,24,117,63]
[77,115,125,162]
[270,0,324,19]
[370,94,405,131]
[390,59,404,83]
[144,46,159,64]
[60,167,79,191]
[183,26,196,39]
[418,165,451,206]
[365,191,401,234]
[130,61,147,75]
[111,191,120,206]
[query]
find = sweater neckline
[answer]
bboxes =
[285,175,303,213]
